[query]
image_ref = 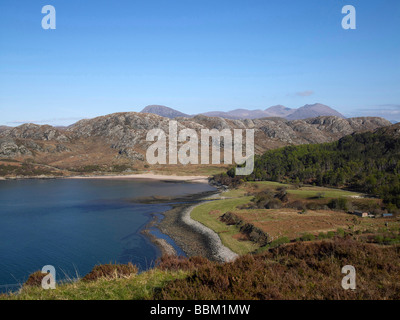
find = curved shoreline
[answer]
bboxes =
[144,189,238,263]
[180,202,238,262]
[140,213,178,257]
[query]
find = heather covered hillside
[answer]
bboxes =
[155,238,400,300]
[3,238,400,300]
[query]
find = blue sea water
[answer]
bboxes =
[0,178,215,292]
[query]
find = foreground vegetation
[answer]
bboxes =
[2,238,399,300]
[155,239,400,300]
[1,266,189,300]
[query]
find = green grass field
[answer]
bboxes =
[1,269,188,300]
[249,181,291,188]
[248,181,362,198]
[220,188,247,198]
[287,187,362,199]
[190,197,258,255]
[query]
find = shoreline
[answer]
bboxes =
[140,188,238,263]
[79,174,229,261]
[0,173,209,183]
[140,213,178,257]
[180,202,238,262]
[67,173,210,183]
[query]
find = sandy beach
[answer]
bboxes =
[67,173,209,183]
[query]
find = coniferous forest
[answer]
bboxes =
[228,127,400,209]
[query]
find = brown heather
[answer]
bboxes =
[155,238,400,300]
[81,263,138,282]
[24,271,47,287]
[156,255,214,272]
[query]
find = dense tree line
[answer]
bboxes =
[221,130,400,209]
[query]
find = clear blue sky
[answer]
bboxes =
[1,0,399,126]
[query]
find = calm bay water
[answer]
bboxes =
[0,178,215,291]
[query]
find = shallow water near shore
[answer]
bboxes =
[0,178,215,292]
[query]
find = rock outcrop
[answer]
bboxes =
[0,138,32,157]
[2,123,70,142]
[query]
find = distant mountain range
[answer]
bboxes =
[140,103,345,120]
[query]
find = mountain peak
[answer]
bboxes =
[265,105,291,111]
[265,105,294,117]
[286,103,345,120]
[302,103,332,109]
[141,105,189,119]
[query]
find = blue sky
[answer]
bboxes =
[0,0,399,126]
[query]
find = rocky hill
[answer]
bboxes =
[375,122,400,138]
[0,126,11,134]
[0,112,392,175]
